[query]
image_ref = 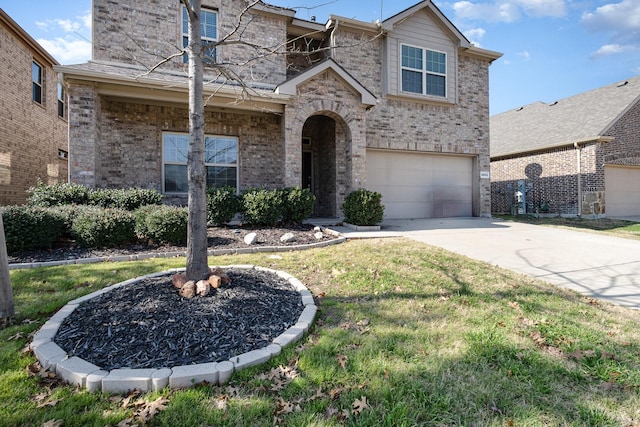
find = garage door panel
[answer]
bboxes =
[366,150,473,219]
[605,166,640,217]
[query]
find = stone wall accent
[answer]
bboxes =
[92,0,288,87]
[0,17,68,205]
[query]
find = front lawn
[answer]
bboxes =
[497,215,640,240]
[2,238,640,426]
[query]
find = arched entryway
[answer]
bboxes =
[300,113,351,218]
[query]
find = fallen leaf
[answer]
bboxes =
[508,301,521,311]
[22,318,38,325]
[529,330,546,347]
[8,332,24,341]
[212,395,228,411]
[337,354,348,369]
[568,350,585,360]
[329,386,345,400]
[352,396,370,414]
[116,418,136,427]
[37,398,62,408]
[274,397,295,416]
[136,396,169,422]
[41,420,63,427]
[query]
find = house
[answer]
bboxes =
[56,0,501,219]
[0,8,68,206]
[490,76,640,218]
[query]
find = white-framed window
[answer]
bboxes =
[162,133,238,193]
[182,5,217,64]
[401,44,446,98]
[57,83,66,118]
[32,61,43,104]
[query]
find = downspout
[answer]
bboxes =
[329,19,339,59]
[574,142,582,218]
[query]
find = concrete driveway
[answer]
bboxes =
[335,218,640,309]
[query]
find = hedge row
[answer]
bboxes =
[26,182,162,210]
[208,186,316,226]
[1,204,188,253]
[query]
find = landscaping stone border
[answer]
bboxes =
[9,236,346,270]
[30,265,317,394]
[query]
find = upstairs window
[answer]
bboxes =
[401,44,446,98]
[32,61,43,104]
[182,6,218,64]
[57,83,66,118]
[163,133,237,193]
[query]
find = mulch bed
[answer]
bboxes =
[8,223,336,264]
[54,268,305,370]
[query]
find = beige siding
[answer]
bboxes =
[384,9,457,103]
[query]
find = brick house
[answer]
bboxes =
[0,8,68,206]
[490,76,640,218]
[56,0,501,219]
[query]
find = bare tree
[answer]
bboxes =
[182,0,209,280]
[0,214,14,325]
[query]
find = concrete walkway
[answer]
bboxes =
[330,218,640,310]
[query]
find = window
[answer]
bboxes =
[182,6,217,64]
[57,83,66,118]
[163,133,237,193]
[32,61,43,104]
[401,44,446,97]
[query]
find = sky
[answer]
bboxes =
[2,0,638,115]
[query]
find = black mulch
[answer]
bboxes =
[8,223,336,264]
[53,268,305,370]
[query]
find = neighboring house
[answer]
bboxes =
[0,8,68,206]
[56,0,500,219]
[490,76,640,218]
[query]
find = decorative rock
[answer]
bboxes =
[179,280,196,298]
[280,232,296,243]
[210,267,231,285]
[196,280,211,296]
[208,275,222,289]
[244,232,257,245]
[313,226,321,232]
[314,232,324,240]
[171,273,187,289]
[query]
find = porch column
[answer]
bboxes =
[282,104,301,187]
[68,83,100,188]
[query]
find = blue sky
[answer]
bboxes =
[2,0,638,114]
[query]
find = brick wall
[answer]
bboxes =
[93,0,288,87]
[78,97,283,196]
[0,16,68,205]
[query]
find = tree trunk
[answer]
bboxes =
[184,0,209,280]
[0,214,14,323]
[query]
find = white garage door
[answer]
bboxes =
[605,165,640,217]
[366,150,473,219]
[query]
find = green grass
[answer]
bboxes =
[497,215,640,240]
[2,238,640,426]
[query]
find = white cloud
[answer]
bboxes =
[37,37,91,64]
[452,0,566,22]
[465,27,486,45]
[55,19,81,33]
[517,50,531,60]
[589,43,634,59]
[582,0,640,60]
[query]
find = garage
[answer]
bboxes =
[605,165,640,217]
[366,150,474,219]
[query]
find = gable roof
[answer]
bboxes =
[491,75,640,158]
[275,57,378,107]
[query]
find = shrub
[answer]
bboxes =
[89,188,162,210]
[26,183,162,211]
[1,205,66,252]
[281,187,315,224]
[134,205,188,245]
[26,182,90,207]
[240,188,283,226]
[206,186,240,226]
[342,189,385,226]
[71,207,136,248]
